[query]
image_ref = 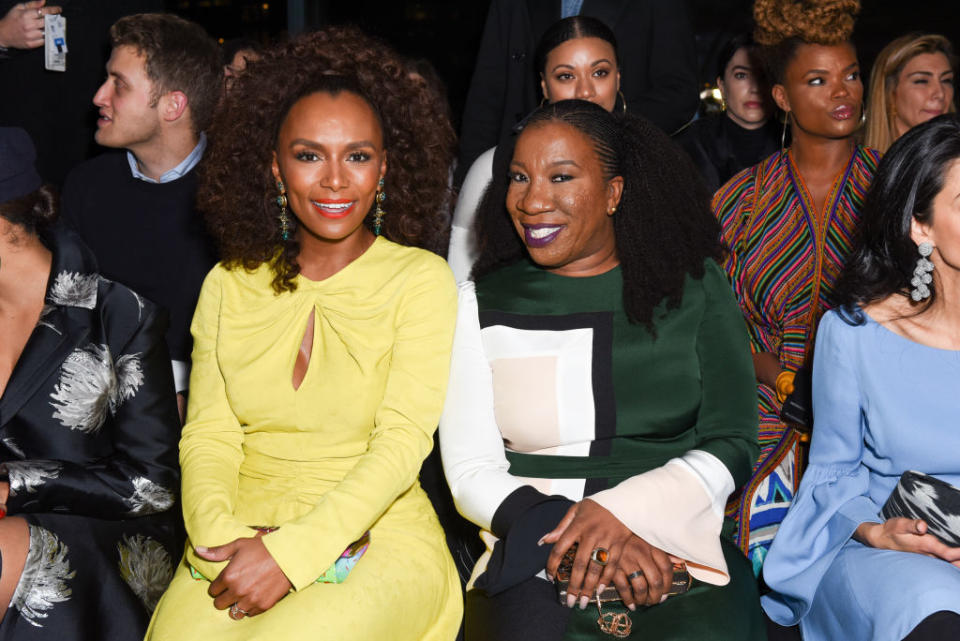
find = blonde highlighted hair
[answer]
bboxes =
[864,33,957,153]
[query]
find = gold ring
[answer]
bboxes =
[228,603,248,620]
[589,547,609,566]
[627,569,643,581]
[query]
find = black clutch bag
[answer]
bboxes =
[779,368,812,431]
[881,471,960,547]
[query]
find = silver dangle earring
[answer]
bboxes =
[910,241,934,301]
[276,179,291,241]
[374,177,386,236]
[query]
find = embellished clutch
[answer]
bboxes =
[554,542,692,638]
[882,471,960,547]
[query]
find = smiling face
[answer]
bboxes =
[93,45,163,152]
[718,47,771,130]
[271,90,386,248]
[773,42,863,142]
[892,52,955,138]
[540,37,620,112]
[506,121,623,276]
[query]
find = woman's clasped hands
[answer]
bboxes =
[195,532,293,619]
[541,499,675,611]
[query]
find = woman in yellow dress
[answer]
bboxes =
[146,28,461,640]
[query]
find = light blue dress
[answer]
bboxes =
[762,307,960,641]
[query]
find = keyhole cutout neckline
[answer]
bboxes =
[291,309,316,391]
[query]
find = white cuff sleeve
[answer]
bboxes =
[171,359,190,394]
[590,449,735,585]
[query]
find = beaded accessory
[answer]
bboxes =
[910,241,934,302]
[374,177,386,236]
[276,179,291,241]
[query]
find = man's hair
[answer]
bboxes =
[110,13,221,135]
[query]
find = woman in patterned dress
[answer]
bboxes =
[0,128,182,640]
[712,0,879,573]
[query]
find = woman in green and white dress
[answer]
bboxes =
[440,100,765,641]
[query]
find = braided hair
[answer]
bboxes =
[472,100,720,330]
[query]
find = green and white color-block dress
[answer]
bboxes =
[440,258,766,640]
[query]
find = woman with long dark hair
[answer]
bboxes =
[762,114,960,641]
[449,15,624,282]
[441,100,764,640]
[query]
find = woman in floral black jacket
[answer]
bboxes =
[0,127,182,640]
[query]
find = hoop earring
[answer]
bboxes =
[374,177,386,236]
[858,102,867,129]
[910,241,934,301]
[618,90,628,113]
[780,111,790,155]
[275,179,291,241]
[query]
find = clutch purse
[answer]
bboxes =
[882,471,960,546]
[554,542,692,638]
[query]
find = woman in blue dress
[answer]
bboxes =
[761,114,960,640]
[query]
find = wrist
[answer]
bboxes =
[853,521,878,547]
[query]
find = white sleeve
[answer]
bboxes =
[448,148,495,283]
[439,281,525,530]
[590,449,735,585]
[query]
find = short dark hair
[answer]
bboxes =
[0,185,58,238]
[472,100,721,330]
[835,114,960,317]
[110,13,221,135]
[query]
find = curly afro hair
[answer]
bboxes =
[472,100,721,331]
[199,26,456,293]
[753,0,860,84]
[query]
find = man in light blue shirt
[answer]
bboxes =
[62,13,222,422]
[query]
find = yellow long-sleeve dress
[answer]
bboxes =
[146,237,462,640]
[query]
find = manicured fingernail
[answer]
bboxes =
[195,546,208,554]
[579,595,589,610]
[566,593,576,608]
[628,603,636,611]
[545,573,554,583]
[598,584,606,593]
[537,537,546,546]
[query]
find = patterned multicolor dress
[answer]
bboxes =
[712,146,879,574]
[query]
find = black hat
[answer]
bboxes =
[0,127,42,204]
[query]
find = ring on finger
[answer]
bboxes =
[627,569,644,581]
[589,547,609,566]
[228,603,249,621]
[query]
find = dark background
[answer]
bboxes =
[167,0,960,129]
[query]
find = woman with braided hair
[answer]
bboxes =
[713,0,879,575]
[440,100,765,640]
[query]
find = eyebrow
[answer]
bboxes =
[510,159,582,170]
[550,59,613,72]
[288,139,378,149]
[803,63,858,76]
[731,65,752,72]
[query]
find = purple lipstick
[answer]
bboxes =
[523,223,563,248]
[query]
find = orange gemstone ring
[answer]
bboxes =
[590,547,609,566]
